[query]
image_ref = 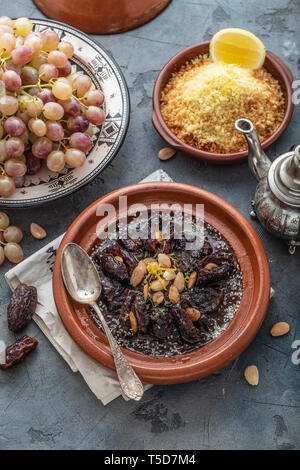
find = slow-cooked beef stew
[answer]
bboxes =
[89,214,242,356]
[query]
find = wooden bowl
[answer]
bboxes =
[33,0,172,34]
[53,182,270,384]
[152,41,294,165]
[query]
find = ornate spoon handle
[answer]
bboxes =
[91,302,144,401]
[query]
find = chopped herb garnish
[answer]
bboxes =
[157,307,167,317]
[140,247,149,258]
[184,266,196,283]
[186,266,196,276]
[147,297,155,307]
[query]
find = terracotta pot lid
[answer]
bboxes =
[33,0,172,34]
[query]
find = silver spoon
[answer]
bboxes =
[61,242,144,401]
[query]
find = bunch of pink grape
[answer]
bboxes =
[0,211,23,263]
[0,16,105,198]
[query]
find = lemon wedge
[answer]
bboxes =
[210,28,266,69]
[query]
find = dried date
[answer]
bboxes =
[7,283,38,332]
[182,287,224,315]
[195,251,234,285]
[94,240,137,271]
[97,253,129,282]
[134,295,149,334]
[172,303,205,344]
[0,334,38,370]
[150,308,173,340]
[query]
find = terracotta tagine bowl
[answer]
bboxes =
[152,41,294,165]
[53,182,270,384]
[33,0,172,34]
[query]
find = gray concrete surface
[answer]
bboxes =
[0,0,299,450]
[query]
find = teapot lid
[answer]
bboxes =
[268,146,300,208]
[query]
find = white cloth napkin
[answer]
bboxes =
[5,169,172,405]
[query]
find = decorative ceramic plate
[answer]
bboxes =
[0,19,130,208]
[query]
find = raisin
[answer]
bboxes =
[7,283,37,332]
[0,334,38,370]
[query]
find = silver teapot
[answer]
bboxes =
[236,118,300,254]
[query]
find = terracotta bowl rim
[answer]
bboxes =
[152,41,294,164]
[53,182,270,384]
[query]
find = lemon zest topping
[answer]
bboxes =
[145,262,176,291]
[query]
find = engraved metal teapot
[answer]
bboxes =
[235,118,300,254]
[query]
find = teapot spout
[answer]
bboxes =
[235,119,271,181]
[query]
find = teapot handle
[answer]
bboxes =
[289,144,300,151]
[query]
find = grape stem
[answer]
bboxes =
[0,162,6,176]
[59,140,68,150]
[20,89,33,97]
[0,49,11,66]
[20,78,51,93]
[19,79,89,113]
[0,56,11,67]
[74,95,88,109]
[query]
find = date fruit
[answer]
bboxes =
[7,283,37,332]
[0,334,38,370]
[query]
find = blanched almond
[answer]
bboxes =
[150,279,168,291]
[244,365,259,386]
[153,292,164,305]
[157,253,171,268]
[129,311,138,334]
[188,271,197,289]
[163,270,176,281]
[130,265,145,287]
[114,255,123,262]
[169,285,180,304]
[158,147,176,161]
[143,283,149,301]
[155,230,163,242]
[30,223,47,239]
[204,262,218,270]
[143,257,156,265]
[137,259,147,275]
[186,307,201,322]
[270,322,290,337]
[174,272,185,293]
[270,287,275,299]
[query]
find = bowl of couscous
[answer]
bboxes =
[152,41,294,164]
